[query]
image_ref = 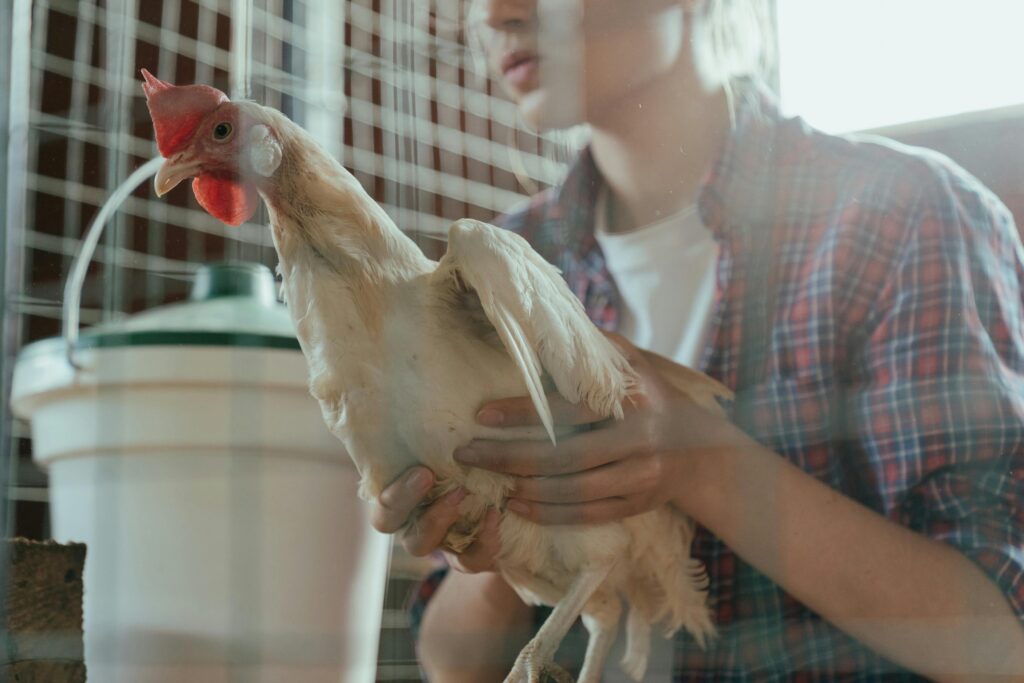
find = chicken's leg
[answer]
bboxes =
[504,566,613,683]
[620,603,652,681]
[577,593,622,683]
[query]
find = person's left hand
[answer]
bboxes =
[453,333,741,525]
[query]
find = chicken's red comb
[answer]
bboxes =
[141,68,229,157]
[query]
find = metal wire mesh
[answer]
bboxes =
[1,0,572,679]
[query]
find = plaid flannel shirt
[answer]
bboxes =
[411,88,1024,681]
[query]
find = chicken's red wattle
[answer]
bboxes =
[192,174,259,227]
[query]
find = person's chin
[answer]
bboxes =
[517,90,585,133]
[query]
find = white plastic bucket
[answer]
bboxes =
[11,264,391,683]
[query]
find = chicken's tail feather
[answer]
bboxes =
[624,509,716,650]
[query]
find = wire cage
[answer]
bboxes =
[1,0,571,680]
[7,2,1024,682]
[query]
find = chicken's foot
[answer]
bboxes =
[504,566,613,683]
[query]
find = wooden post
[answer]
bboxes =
[2,539,86,682]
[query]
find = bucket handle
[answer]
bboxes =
[62,155,165,370]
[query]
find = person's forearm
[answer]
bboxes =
[681,431,1024,682]
[418,571,534,682]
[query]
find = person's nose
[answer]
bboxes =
[482,0,536,32]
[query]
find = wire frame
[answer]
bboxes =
[1,0,571,680]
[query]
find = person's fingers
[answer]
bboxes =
[476,394,605,429]
[401,488,468,557]
[511,456,664,504]
[370,466,434,533]
[454,428,630,476]
[506,495,644,525]
[445,508,502,573]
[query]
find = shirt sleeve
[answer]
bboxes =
[407,566,448,644]
[847,167,1024,620]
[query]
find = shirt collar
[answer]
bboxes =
[553,145,603,258]
[697,82,787,240]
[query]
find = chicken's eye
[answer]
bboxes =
[213,122,233,141]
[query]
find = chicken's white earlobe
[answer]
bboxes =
[248,124,282,178]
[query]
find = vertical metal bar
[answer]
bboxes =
[379,0,400,217]
[1,5,33,637]
[9,0,51,518]
[0,0,12,637]
[349,0,373,183]
[145,0,184,308]
[227,0,252,265]
[0,0,17,329]
[100,0,138,320]
[411,0,432,234]
[396,0,414,229]
[377,4,408,675]
[231,0,253,100]
[3,0,34,506]
[239,0,273,265]
[436,0,465,223]
[192,0,220,264]
[63,0,99,282]
[304,0,345,160]
[227,1,260,676]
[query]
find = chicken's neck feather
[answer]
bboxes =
[235,105,441,420]
[251,106,433,283]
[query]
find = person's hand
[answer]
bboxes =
[454,333,742,525]
[369,467,503,573]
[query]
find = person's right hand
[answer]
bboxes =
[369,466,502,573]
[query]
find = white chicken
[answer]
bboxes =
[143,69,728,682]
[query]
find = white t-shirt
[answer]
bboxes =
[593,189,719,368]
[592,189,720,682]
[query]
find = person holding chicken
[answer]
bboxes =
[383,0,1024,680]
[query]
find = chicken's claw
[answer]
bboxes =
[504,640,575,683]
[544,664,575,683]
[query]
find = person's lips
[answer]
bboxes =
[500,50,539,90]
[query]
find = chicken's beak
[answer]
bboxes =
[155,154,203,197]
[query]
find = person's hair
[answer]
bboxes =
[689,0,777,126]
[691,0,777,90]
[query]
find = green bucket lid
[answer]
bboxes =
[20,262,301,361]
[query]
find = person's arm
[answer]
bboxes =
[682,426,1024,682]
[461,334,1024,681]
[703,177,1023,681]
[417,571,535,682]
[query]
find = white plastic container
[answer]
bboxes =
[11,263,391,683]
